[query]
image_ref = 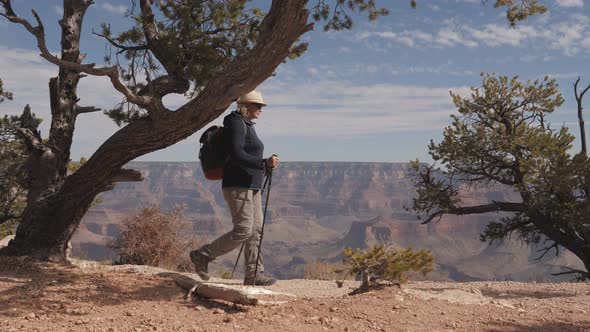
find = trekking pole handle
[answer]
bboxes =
[265,154,279,173]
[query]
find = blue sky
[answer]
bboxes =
[1,0,590,163]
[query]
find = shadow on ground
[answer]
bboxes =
[0,257,187,317]
[485,320,590,332]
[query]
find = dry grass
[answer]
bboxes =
[303,260,350,281]
[107,204,201,271]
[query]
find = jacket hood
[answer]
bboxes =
[223,110,254,126]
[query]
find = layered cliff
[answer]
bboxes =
[71,162,583,280]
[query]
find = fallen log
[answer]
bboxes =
[157,272,258,305]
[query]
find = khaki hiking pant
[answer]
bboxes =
[199,187,264,278]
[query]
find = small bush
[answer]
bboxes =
[342,245,434,289]
[108,204,200,271]
[304,260,349,280]
[217,268,232,279]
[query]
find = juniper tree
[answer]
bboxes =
[410,74,590,280]
[0,81,22,237]
[0,83,43,237]
[0,0,546,262]
[342,245,434,289]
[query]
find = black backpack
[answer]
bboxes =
[198,126,226,180]
[198,120,247,180]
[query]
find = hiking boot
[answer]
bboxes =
[244,273,276,286]
[189,250,211,281]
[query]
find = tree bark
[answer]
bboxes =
[1,0,92,261]
[574,77,590,156]
[0,0,312,262]
[159,272,259,305]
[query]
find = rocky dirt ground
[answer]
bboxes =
[1,257,589,332]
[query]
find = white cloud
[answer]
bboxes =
[354,14,590,56]
[257,79,470,137]
[556,0,584,8]
[0,47,472,162]
[99,3,127,15]
[467,24,531,47]
[437,25,478,48]
[546,72,580,79]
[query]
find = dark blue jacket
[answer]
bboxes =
[222,111,265,190]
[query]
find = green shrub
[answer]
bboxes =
[217,268,232,279]
[342,245,434,289]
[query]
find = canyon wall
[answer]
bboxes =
[71,162,583,281]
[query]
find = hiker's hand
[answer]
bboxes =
[265,155,279,169]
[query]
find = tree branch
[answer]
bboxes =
[421,201,527,224]
[0,1,155,112]
[574,77,589,155]
[100,168,143,192]
[15,127,44,152]
[535,242,559,261]
[92,29,149,54]
[59,0,313,212]
[552,267,589,281]
[75,106,101,114]
[110,168,143,183]
[139,0,177,75]
[138,76,190,98]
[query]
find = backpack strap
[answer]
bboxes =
[242,118,248,140]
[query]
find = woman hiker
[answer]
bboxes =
[190,90,279,286]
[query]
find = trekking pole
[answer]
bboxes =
[230,172,271,279]
[251,167,274,285]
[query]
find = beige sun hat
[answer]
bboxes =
[237,90,267,106]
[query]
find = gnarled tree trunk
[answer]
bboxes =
[0,0,311,262]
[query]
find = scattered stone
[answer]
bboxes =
[446,321,458,329]
[212,309,223,315]
[25,313,36,320]
[222,317,232,323]
[194,306,205,311]
[305,316,320,324]
[329,307,338,312]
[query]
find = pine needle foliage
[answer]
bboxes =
[0,84,40,237]
[0,79,13,103]
[342,245,434,288]
[410,73,590,281]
